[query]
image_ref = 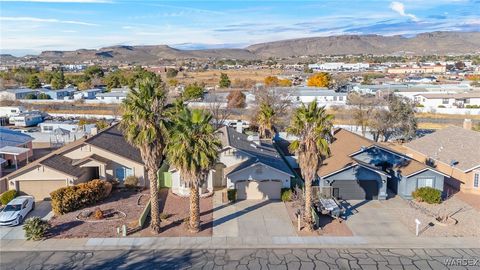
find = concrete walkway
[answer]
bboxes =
[1,236,479,252]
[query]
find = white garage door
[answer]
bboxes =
[17,180,66,201]
[236,180,282,200]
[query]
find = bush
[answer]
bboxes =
[0,190,17,205]
[23,217,50,241]
[93,208,103,220]
[281,188,292,202]
[50,179,112,215]
[227,189,236,202]
[466,105,480,109]
[124,176,139,188]
[438,105,446,108]
[160,212,169,220]
[412,187,442,204]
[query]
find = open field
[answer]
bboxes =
[177,69,284,86]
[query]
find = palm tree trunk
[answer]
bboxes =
[304,178,314,231]
[189,181,200,233]
[148,169,161,233]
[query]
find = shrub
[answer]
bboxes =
[227,189,237,202]
[124,176,139,188]
[50,179,112,215]
[281,188,292,202]
[160,212,169,220]
[93,208,103,220]
[438,105,446,108]
[0,190,17,205]
[466,105,480,109]
[23,217,50,241]
[412,187,442,204]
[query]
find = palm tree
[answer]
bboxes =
[257,102,275,138]
[120,77,169,233]
[166,108,220,232]
[287,99,333,231]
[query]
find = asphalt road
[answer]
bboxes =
[1,249,479,270]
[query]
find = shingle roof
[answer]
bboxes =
[40,154,84,178]
[217,126,293,176]
[405,126,480,172]
[318,129,430,178]
[85,125,143,164]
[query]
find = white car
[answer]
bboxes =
[0,196,35,226]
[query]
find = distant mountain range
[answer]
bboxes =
[2,31,479,64]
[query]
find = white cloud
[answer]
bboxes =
[0,16,98,26]
[390,1,418,21]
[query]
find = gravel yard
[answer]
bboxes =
[386,195,480,237]
[49,189,149,238]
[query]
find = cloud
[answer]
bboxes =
[390,2,418,21]
[0,16,98,26]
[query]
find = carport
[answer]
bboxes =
[0,146,30,170]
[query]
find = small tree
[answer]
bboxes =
[183,83,204,100]
[37,93,51,100]
[23,217,50,241]
[25,93,37,99]
[307,72,331,87]
[27,75,41,89]
[226,90,246,108]
[219,73,231,88]
[264,76,279,87]
[166,68,178,78]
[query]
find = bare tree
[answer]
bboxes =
[208,92,231,129]
[251,87,292,131]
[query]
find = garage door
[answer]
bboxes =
[236,180,282,200]
[17,180,66,201]
[331,180,378,200]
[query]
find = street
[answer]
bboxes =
[1,249,479,270]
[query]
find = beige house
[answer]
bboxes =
[1,125,147,200]
[404,125,480,195]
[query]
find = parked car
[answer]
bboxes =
[0,196,35,226]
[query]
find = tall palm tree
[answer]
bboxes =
[287,99,333,231]
[120,77,169,233]
[166,108,220,232]
[257,102,275,138]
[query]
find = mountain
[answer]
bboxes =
[2,31,479,64]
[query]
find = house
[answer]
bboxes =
[1,124,147,200]
[272,87,347,107]
[95,91,128,103]
[78,88,103,99]
[404,125,480,194]
[39,120,96,134]
[8,111,44,127]
[414,92,480,108]
[317,129,446,200]
[0,89,38,100]
[0,106,26,118]
[387,65,446,74]
[170,126,294,200]
[39,88,76,100]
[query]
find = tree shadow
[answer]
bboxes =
[212,200,271,228]
[47,220,83,238]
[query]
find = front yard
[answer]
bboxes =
[49,189,149,238]
[132,188,213,237]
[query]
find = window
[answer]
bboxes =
[474,173,479,188]
[115,167,133,181]
[339,96,344,101]
[418,178,435,188]
[442,98,449,104]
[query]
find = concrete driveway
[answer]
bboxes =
[213,200,296,237]
[342,198,411,237]
[0,201,53,240]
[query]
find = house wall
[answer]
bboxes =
[6,165,74,192]
[400,170,445,199]
[226,163,291,189]
[405,149,479,194]
[416,96,480,108]
[321,166,387,200]
[63,144,147,187]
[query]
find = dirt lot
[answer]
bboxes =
[284,201,353,236]
[133,188,213,237]
[49,189,149,238]
[177,69,283,86]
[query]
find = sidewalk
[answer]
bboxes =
[1,236,479,251]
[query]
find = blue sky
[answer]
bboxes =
[1,0,479,56]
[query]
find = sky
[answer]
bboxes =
[0,0,479,56]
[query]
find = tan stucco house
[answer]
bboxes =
[404,125,480,195]
[1,125,147,200]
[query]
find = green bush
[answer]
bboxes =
[281,188,292,202]
[124,176,139,188]
[0,190,17,205]
[466,105,480,109]
[438,105,446,108]
[227,189,236,202]
[50,179,112,215]
[412,187,442,204]
[23,217,50,241]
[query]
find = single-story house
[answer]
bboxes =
[39,88,76,100]
[414,92,480,108]
[0,89,38,100]
[0,127,34,167]
[1,124,147,201]
[318,129,447,200]
[170,126,294,200]
[95,91,128,103]
[272,87,347,106]
[404,125,480,195]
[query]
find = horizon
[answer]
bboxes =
[1,0,479,57]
